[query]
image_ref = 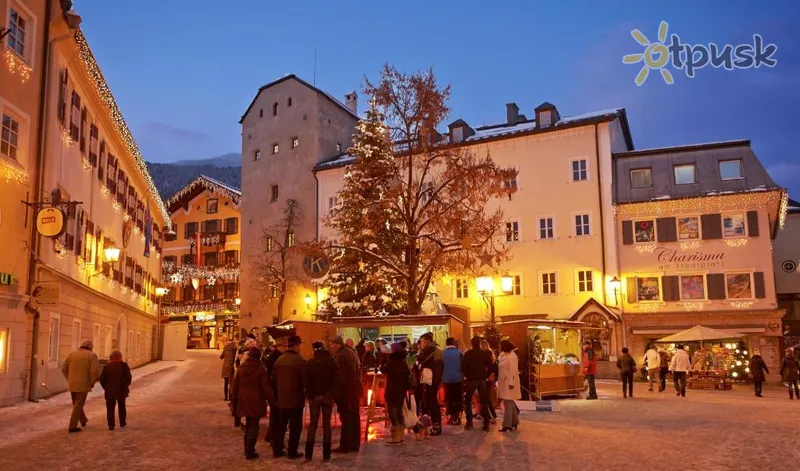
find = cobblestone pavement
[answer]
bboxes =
[1,349,798,471]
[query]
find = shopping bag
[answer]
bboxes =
[421,368,433,386]
[402,392,418,428]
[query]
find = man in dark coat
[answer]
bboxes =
[231,347,275,460]
[330,334,362,454]
[416,332,444,435]
[381,343,412,445]
[262,337,286,443]
[461,336,492,432]
[271,335,306,459]
[303,341,338,462]
[750,349,769,397]
[99,350,132,430]
[779,347,800,400]
[616,347,637,398]
[220,339,237,401]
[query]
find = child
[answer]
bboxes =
[100,351,132,430]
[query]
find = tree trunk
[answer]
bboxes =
[277,293,285,324]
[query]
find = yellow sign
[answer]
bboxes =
[35,208,65,238]
[31,282,60,308]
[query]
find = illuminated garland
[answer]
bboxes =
[1,157,29,184]
[74,29,171,228]
[165,175,242,209]
[4,49,31,82]
[162,261,240,285]
[161,302,240,315]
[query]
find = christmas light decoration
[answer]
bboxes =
[74,29,171,228]
[679,241,702,250]
[635,243,657,254]
[680,302,705,312]
[161,302,240,315]
[0,157,29,184]
[725,239,748,248]
[60,128,75,147]
[4,49,31,82]
[165,175,241,209]
[727,300,755,309]
[161,261,240,286]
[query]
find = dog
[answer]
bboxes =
[412,414,432,440]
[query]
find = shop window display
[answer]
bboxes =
[634,220,655,243]
[677,216,700,240]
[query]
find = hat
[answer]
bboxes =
[248,347,262,360]
[330,334,345,346]
[391,343,403,353]
[312,341,325,350]
[287,335,303,347]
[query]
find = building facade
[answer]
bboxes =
[161,176,241,347]
[773,198,800,336]
[613,140,787,374]
[0,0,49,406]
[239,75,358,329]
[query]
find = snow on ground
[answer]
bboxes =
[1,350,798,471]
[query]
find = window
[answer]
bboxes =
[270,286,279,299]
[272,102,278,116]
[539,217,554,240]
[674,164,696,185]
[336,143,342,153]
[224,282,238,299]
[726,273,753,299]
[0,327,10,374]
[634,220,656,243]
[510,275,522,296]
[574,214,590,236]
[287,231,295,248]
[677,216,700,240]
[259,109,263,118]
[680,275,705,300]
[184,222,198,239]
[270,185,279,203]
[722,214,746,238]
[719,160,742,180]
[571,159,588,182]
[224,250,238,265]
[70,91,81,141]
[455,279,469,299]
[505,220,520,242]
[452,127,464,143]
[292,137,299,148]
[630,168,651,189]
[541,272,557,295]
[7,8,26,57]
[225,217,238,235]
[203,219,219,234]
[71,319,82,352]
[636,277,660,301]
[254,149,261,161]
[204,252,218,267]
[49,314,61,365]
[577,270,593,293]
[502,177,518,191]
[272,143,279,154]
[0,114,20,161]
[287,97,292,107]
[327,196,339,214]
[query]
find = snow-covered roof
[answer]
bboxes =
[314,153,357,171]
[166,175,242,213]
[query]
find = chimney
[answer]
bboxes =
[344,91,358,114]
[506,103,520,125]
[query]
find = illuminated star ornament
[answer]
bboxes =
[207,276,217,286]
[623,21,674,86]
[385,285,394,295]
[336,307,344,317]
[377,308,389,317]
[358,259,366,272]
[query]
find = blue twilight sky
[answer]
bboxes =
[76,0,800,197]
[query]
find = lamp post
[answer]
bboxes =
[476,274,514,326]
[609,276,627,348]
[89,243,121,278]
[154,285,167,360]
[609,277,621,307]
[304,293,312,313]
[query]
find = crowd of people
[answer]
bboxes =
[221,332,522,461]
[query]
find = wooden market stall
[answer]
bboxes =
[331,314,468,347]
[267,320,337,360]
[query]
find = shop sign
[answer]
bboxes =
[31,282,60,308]
[655,246,725,270]
[35,208,66,238]
[302,251,330,279]
[0,272,18,286]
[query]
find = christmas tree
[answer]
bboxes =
[728,340,750,382]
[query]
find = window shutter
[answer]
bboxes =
[74,210,84,259]
[753,272,766,299]
[701,214,722,240]
[707,274,726,300]
[79,108,87,152]
[216,219,223,233]
[661,275,679,301]
[184,223,191,239]
[97,141,105,181]
[65,203,76,251]
[747,211,760,237]
[656,217,677,242]
[626,277,637,303]
[58,69,68,124]
[622,220,634,245]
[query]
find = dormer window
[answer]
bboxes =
[453,127,464,143]
[539,112,552,127]
[535,102,559,129]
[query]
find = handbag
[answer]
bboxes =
[421,368,433,386]
[402,392,417,428]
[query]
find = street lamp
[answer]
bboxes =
[609,276,621,306]
[90,243,120,278]
[191,277,200,290]
[235,297,242,306]
[304,293,312,312]
[476,275,514,325]
[155,286,168,297]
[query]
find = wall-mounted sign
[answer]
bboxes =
[35,208,65,238]
[31,282,60,308]
[655,246,726,270]
[0,272,18,286]
[782,260,798,273]
[303,251,330,279]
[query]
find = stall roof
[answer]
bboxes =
[500,319,587,328]
[331,314,463,328]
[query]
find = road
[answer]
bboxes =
[0,349,798,470]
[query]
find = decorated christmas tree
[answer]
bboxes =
[728,340,750,382]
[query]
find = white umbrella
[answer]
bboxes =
[656,325,744,343]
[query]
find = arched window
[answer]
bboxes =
[272,102,278,116]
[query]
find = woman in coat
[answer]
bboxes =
[231,347,275,460]
[361,341,379,372]
[381,344,413,445]
[497,339,520,432]
[749,349,769,398]
[220,339,237,401]
[779,347,800,400]
[480,339,498,423]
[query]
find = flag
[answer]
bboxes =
[143,201,152,258]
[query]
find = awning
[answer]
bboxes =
[655,325,745,343]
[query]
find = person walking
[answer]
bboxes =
[779,347,800,400]
[330,335,362,454]
[582,341,598,400]
[99,350,131,430]
[303,341,338,463]
[231,347,275,460]
[416,332,444,436]
[220,338,237,401]
[271,335,306,459]
[462,336,492,432]
[497,339,520,432]
[61,339,100,433]
[658,347,670,392]
[205,330,213,349]
[382,343,413,445]
[644,344,660,392]
[616,347,637,398]
[669,344,691,397]
[442,337,463,425]
[749,349,769,397]
[480,339,498,423]
[262,337,286,443]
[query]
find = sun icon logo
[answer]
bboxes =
[623,21,675,86]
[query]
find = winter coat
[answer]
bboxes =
[231,357,275,418]
[442,346,463,384]
[272,350,306,409]
[334,346,363,405]
[264,349,283,391]
[99,360,131,400]
[779,355,800,381]
[382,350,412,406]
[62,347,100,393]
[361,351,379,372]
[582,349,598,376]
[644,348,660,370]
[219,342,237,378]
[616,353,637,373]
[304,349,338,400]
[658,350,669,368]
[417,345,444,385]
[462,348,492,382]
[669,349,691,372]
[497,351,521,401]
[749,355,769,382]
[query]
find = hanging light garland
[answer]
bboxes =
[161,302,240,315]
[162,261,240,286]
[4,49,31,82]
[1,157,29,184]
[165,176,241,209]
[74,29,171,228]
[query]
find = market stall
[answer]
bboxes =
[656,325,746,390]
[267,320,337,360]
[331,314,468,348]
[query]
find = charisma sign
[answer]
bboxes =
[656,246,725,270]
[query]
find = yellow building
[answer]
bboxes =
[161,176,241,348]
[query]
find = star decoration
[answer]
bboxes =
[477,251,494,268]
[169,273,182,284]
[207,276,217,286]
[385,285,394,295]
[336,307,343,317]
[358,260,366,272]
[385,220,391,231]
[377,308,389,317]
